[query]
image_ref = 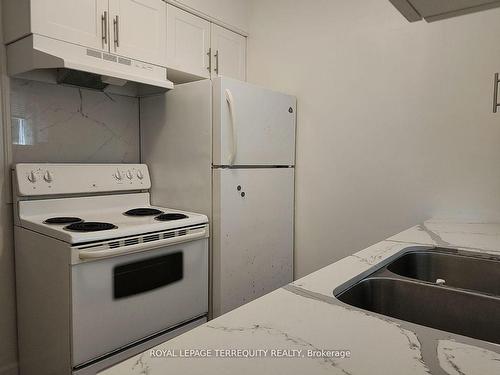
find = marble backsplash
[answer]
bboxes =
[10,79,140,164]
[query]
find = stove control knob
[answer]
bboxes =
[43,171,53,183]
[126,170,133,180]
[114,170,123,180]
[27,171,37,183]
[137,170,144,180]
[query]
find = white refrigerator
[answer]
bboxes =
[141,77,296,317]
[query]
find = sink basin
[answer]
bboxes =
[337,277,500,344]
[335,247,500,345]
[387,250,500,296]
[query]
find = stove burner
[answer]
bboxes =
[44,217,83,225]
[155,213,189,221]
[124,208,164,216]
[65,222,117,232]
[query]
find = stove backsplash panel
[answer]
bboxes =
[10,78,140,164]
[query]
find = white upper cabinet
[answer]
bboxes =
[3,0,247,81]
[172,0,249,33]
[109,0,167,66]
[3,0,167,67]
[165,5,247,82]
[4,0,109,50]
[31,0,109,50]
[166,4,210,80]
[210,24,246,81]
[389,0,500,22]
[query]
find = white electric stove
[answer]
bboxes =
[13,163,209,375]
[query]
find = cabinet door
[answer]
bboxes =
[109,0,167,66]
[211,24,246,81]
[31,0,109,51]
[166,5,211,79]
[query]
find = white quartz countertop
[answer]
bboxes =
[102,220,500,375]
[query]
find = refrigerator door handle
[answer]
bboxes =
[225,89,237,165]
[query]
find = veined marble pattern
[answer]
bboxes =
[387,219,500,255]
[437,340,500,375]
[10,79,140,163]
[104,287,430,375]
[101,221,500,375]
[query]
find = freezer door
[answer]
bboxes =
[212,168,294,316]
[213,77,296,166]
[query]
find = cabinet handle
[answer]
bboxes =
[101,11,108,47]
[207,48,211,73]
[494,73,499,113]
[113,15,120,48]
[215,50,219,75]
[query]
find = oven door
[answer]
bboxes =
[71,237,208,366]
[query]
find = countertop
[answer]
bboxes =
[101,220,500,375]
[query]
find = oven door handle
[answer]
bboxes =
[78,229,208,260]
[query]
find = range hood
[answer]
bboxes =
[6,34,174,94]
[389,0,500,22]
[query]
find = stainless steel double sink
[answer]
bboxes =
[334,247,500,345]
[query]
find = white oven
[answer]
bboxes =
[71,229,209,367]
[13,164,210,375]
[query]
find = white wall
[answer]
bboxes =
[247,0,500,278]
[0,191,16,375]
[0,8,17,373]
[172,0,249,32]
